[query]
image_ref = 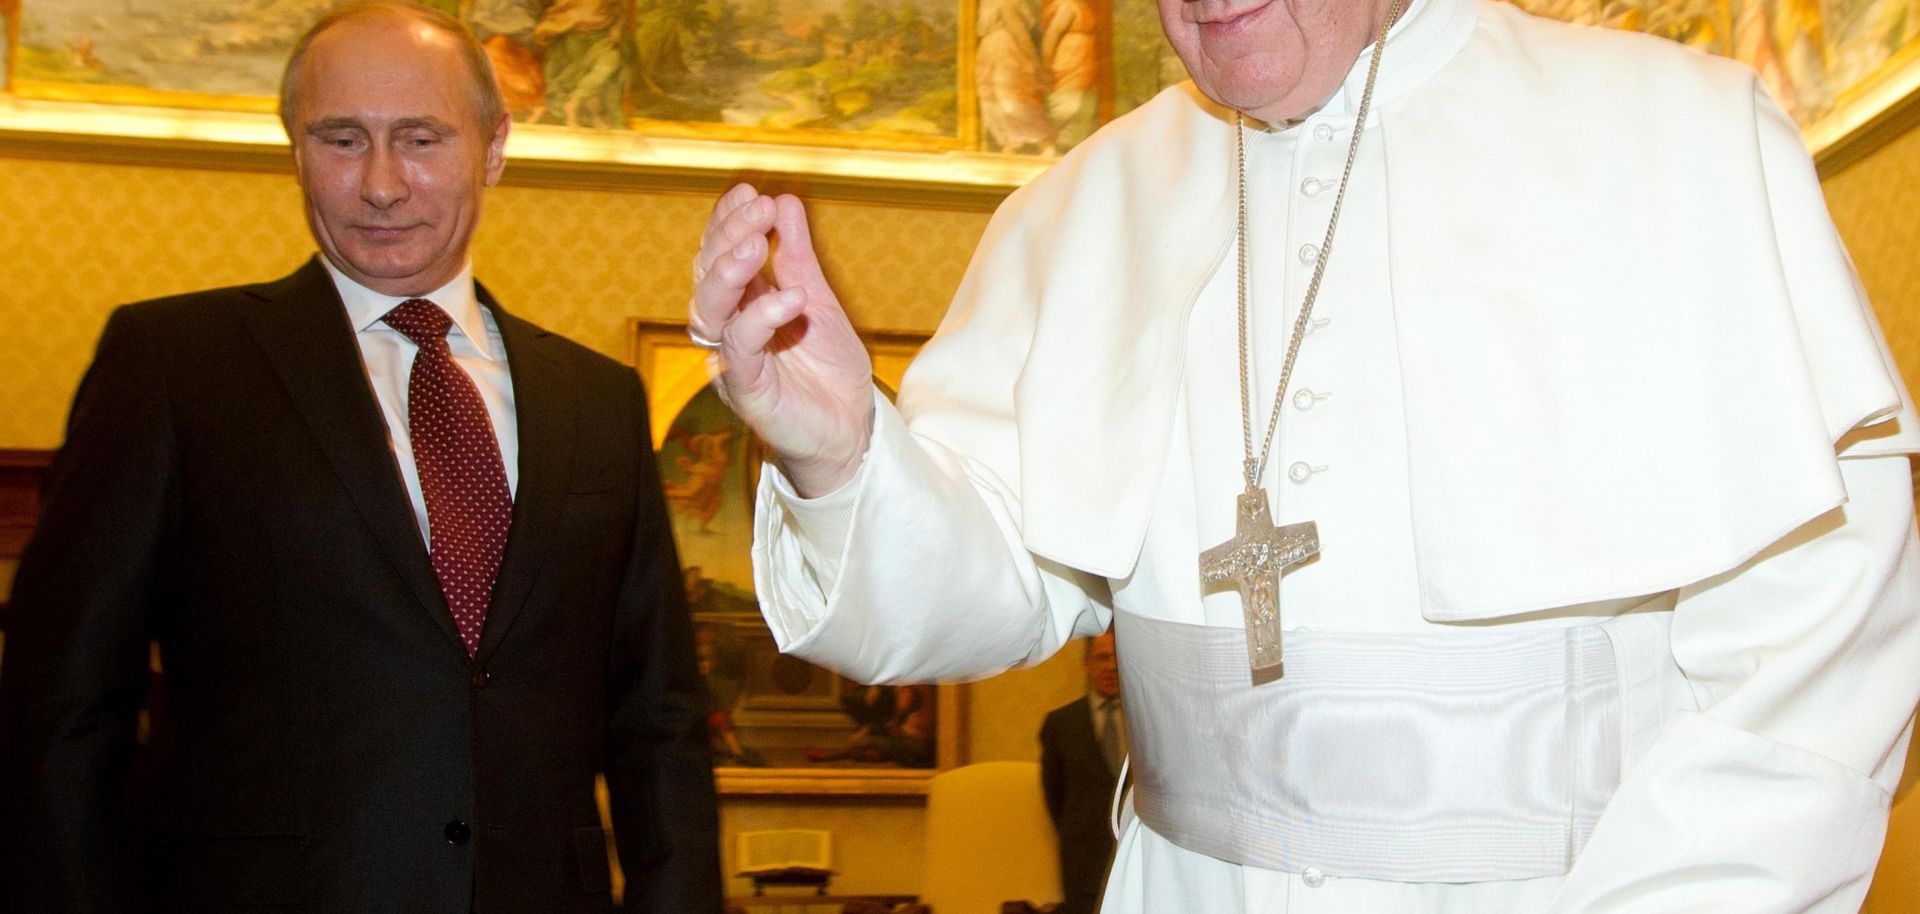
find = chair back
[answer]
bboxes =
[920,761,1063,914]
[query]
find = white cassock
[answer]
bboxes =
[750,0,1920,909]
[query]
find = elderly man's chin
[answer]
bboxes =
[1189,57,1320,122]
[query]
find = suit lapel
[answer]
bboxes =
[243,259,465,652]
[474,290,575,664]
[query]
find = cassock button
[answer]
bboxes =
[445,820,472,846]
[1299,244,1321,265]
[1302,866,1326,887]
[1301,177,1327,196]
[471,669,492,689]
[1288,462,1323,483]
[1314,123,1337,143]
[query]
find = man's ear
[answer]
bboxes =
[484,112,511,187]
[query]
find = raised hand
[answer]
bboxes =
[690,184,876,497]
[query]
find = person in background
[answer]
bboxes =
[1040,631,1125,914]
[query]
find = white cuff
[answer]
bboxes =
[766,449,868,591]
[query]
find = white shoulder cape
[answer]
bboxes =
[895,0,1919,620]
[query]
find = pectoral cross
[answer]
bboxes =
[1200,486,1319,681]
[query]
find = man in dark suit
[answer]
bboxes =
[0,3,722,911]
[1038,631,1123,914]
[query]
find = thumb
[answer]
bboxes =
[769,194,831,295]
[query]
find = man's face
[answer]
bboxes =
[291,17,507,298]
[1159,0,1385,123]
[1086,632,1121,699]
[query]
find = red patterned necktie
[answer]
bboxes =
[383,298,513,655]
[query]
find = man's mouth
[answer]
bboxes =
[1189,0,1272,26]
[354,224,419,241]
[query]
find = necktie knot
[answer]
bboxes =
[383,298,453,348]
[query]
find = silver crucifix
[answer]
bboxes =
[1199,486,1319,681]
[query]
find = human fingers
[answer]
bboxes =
[695,190,779,283]
[690,229,773,336]
[695,183,759,270]
[721,285,809,369]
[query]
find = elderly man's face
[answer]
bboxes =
[291,17,506,297]
[1160,0,1386,123]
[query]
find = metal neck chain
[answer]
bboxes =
[1236,0,1403,492]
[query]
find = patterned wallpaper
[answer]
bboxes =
[0,155,988,448]
[1825,121,1920,404]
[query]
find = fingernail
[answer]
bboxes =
[757,198,775,217]
[778,288,805,307]
[734,241,753,259]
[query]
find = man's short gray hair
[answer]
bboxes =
[278,0,506,134]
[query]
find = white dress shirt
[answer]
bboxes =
[322,258,519,544]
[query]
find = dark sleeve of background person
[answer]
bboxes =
[602,375,725,913]
[0,307,178,913]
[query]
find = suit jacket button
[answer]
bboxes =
[471,670,491,689]
[445,820,472,846]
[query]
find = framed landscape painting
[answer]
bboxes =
[630,319,963,796]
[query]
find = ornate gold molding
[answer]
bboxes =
[0,94,1041,211]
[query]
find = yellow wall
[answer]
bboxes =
[6,114,1920,902]
[1824,121,1920,914]
[0,154,990,447]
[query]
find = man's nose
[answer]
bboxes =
[360,143,409,209]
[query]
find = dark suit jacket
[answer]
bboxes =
[1039,696,1117,914]
[0,260,723,913]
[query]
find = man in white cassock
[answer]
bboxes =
[686,0,1920,909]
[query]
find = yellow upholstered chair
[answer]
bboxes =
[920,761,1064,914]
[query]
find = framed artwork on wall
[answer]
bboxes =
[630,318,964,796]
[2,0,1916,202]
[0,0,1186,204]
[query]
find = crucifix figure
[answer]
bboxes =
[1200,487,1320,680]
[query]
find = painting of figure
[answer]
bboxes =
[975,0,1052,152]
[1042,0,1099,147]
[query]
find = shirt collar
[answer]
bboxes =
[1332,0,1475,117]
[1258,0,1476,127]
[323,257,499,362]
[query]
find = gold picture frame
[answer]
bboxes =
[2,1,1917,205]
[630,318,965,797]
